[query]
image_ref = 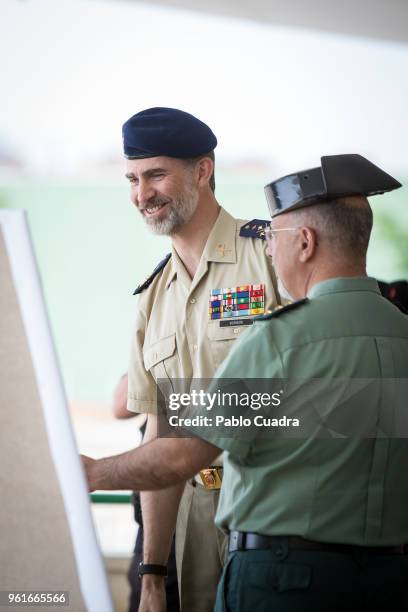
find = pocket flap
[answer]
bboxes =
[207,322,248,341]
[143,334,176,370]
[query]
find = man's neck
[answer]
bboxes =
[302,262,367,298]
[171,195,221,279]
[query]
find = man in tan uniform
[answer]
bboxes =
[96,107,279,611]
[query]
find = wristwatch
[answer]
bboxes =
[138,562,168,578]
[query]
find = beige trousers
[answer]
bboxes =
[175,480,227,612]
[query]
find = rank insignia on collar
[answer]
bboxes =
[209,284,265,319]
[216,243,232,258]
[239,219,270,240]
[133,253,171,295]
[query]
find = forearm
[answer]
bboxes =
[141,483,185,563]
[86,439,191,491]
[84,419,220,492]
[141,414,185,564]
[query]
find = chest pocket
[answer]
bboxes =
[143,334,177,384]
[207,322,248,370]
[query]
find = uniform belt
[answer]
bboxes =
[228,532,407,555]
[194,466,223,489]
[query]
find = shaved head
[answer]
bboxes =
[267,195,373,300]
[287,195,373,262]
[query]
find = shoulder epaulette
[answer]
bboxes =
[239,219,270,240]
[255,298,309,320]
[133,253,171,295]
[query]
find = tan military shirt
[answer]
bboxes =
[127,207,279,415]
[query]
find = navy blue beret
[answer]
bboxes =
[122,107,217,159]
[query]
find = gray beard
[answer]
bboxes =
[143,186,199,236]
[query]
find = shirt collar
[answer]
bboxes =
[165,207,237,290]
[203,207,237,264]
[308,276,381,299]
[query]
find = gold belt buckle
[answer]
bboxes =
[199,467,222,490]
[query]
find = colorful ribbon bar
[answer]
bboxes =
[209,284,265,320]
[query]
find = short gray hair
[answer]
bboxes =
[183,150,215,193]
[291,196,373,259]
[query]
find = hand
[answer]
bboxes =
[80,454,98,492]
[138,575,166,612]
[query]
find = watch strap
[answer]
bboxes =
[138,562,168,578]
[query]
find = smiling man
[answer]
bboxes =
[86,107,279,612]
[126,156,201,236]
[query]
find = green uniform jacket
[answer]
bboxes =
[196,277,408,546]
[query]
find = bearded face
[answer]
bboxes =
[126,156,200,236]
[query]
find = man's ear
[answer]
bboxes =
[196,157,214,188]
[299,226,317,262]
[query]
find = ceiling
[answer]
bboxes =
[128,0,408,44]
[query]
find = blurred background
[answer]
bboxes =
[1,0,407,567]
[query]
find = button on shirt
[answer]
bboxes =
[196,277,408,546]
[127,207,279,414]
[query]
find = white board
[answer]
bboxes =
[0,209,114,612]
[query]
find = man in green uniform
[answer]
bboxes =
[199,154,408,611]
[83,154,408,611]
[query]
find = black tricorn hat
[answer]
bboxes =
[265,154,402,217]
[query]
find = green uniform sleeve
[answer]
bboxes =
[185,322,285,459]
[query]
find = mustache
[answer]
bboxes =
[139,196,171,210]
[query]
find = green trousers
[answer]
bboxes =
[215,539,408,612]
